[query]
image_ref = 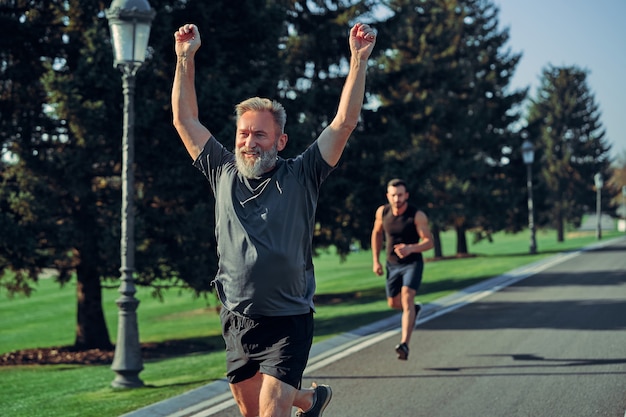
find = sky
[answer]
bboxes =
[494,0,626,161]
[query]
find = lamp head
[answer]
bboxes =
[521,139,534,165]
[106,0,156,68]
[594,173,603,188]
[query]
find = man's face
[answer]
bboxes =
[235,110,287,178]
[386,185,409,210]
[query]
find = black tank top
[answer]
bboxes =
[382,204,423,265]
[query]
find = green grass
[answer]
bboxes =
[1,229,623,417]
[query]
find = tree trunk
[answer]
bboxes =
[456,225,468,255]
[74,261,113,350]
[432,223,443,258]
[556,209,565,242]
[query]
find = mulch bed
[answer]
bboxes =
[0,340,213,366]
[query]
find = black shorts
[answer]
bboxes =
[219,308,314,389]
[385,262,424,298]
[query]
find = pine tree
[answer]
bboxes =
[358,0,526,255]
[527,65,612,241]
[276,0,376,255]
[0,1,66,295]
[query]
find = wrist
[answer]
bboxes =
[351,56,367,70]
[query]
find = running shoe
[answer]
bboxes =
[295,383,333,417]
[395,342,409,360]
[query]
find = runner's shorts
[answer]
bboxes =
[219,308,314,389]
[385,262,424,298]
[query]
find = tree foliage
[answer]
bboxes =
[527,65,612,241]
[0,1,66,294]
[345,0,527,255]
[276,0,377,255]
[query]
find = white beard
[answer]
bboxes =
[235,143,278,178]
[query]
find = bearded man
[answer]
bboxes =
[171,22,376,417]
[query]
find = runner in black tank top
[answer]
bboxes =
[371,179,434,360]
[382,204,423,266]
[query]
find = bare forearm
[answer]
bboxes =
[172,54,209,159]
[407,240,434,254]
[173,54,198,122]
[333,58,367,132]
[318,59,367,165]
[317,23,375,166]
[371,233,383,262]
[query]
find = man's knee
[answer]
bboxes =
[388,297,401,309]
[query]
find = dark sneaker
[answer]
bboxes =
[296,383,332,417]
[395,342,409,360]
[414,302,423,327]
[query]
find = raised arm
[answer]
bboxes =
[317,23,377,166]
[172,24,211,160]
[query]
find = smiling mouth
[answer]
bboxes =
[240,148,259,157]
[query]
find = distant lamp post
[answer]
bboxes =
[105,0,155,388]
[623,186,626,221]
[522,139,537,254]
[594,173,603,240]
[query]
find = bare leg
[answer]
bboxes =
[258,374,298,417]
[229,372,262,417]
[230,372,316,417]
[387,295,401,310]
[293,383,317,414]
[388,286,417,345]
[399,286,417,345]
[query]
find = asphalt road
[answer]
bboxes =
[300,239,626,417]
[125,237,626,417]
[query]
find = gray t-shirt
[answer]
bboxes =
[193,136,334,317]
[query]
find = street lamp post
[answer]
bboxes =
[105,0,155,388]
[622,186,626,222]
[594,173,603,240]
[522,139,537,254]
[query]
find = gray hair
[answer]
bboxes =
[235,97,287,134]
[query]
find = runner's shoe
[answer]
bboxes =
[296,383,333,417]
[414,302,422,327]
[395,342,409,360]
